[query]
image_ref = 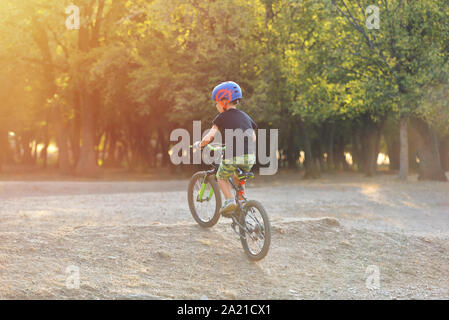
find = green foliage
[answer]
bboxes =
[0,0,448,169]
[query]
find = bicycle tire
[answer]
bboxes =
[187,171,222,228]
[239,200,271,261]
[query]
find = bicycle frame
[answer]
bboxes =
[197,170,216,202]
[197,163,249,208]
[192,144,251,209]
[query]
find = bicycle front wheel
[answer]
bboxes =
[239,200,271,261]
[187,171,222,228]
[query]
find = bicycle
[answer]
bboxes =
[187,144,271,261]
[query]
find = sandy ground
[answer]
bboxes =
[0,172,448,299]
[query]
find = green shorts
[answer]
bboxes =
[216,154,256,180]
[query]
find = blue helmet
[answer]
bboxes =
[211,81,243,103]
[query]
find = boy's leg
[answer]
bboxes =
[216,160,237,214]
[234,154,256,200]
[218,179,233,199]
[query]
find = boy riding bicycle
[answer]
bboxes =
[193,81,257,215]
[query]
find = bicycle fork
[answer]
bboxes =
[197,174,215,202]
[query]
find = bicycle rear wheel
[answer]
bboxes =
[239,200,271,261]
[187,171,222,228]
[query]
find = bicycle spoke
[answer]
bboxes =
[243,206,266,256]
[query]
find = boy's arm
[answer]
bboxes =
[250,118,257,142]
[200,125,219,147]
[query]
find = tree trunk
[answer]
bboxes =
[351,130,363,172]
[364,119,384,177]
[40,143,49,168]
[146,129,156,169]
[50,107,71,174]
[99,129,109,165]
[287,120,298,169]
[158,127,169,167]
[440,137,449,172]
[386,136,400,171]
[15,137,21,162]
[73,1,105,176]
[327,122,335,171]
[71,91,81,166]
[0,129,9,172]
[333,135,347,171]
[384,116,400,172]
[299,120,320,179]
[104,127,118,167]
[32,140,38,164]
[313,136,324,174]
[411,117,447,181]
[364,130,377,177]
[315,126,325,172]
[20,131,34,165]
[75,89,98,176]
[373,127,382,169]
[399,115,409,180]
[40,118,49,168]
[31,16,72,174]
[74,4,102,177]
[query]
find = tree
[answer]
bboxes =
[331,0,448,181]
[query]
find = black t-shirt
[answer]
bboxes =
[212,108,257,158]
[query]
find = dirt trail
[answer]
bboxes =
[0,174,448,299]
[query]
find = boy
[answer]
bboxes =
[193,81,257,215]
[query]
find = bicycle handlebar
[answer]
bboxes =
[190,144,226,152]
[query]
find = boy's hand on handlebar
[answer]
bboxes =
[192,141,202,151]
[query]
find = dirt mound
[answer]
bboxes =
[1,218,448,299]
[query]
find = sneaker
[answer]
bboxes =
[219,199,237,216]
